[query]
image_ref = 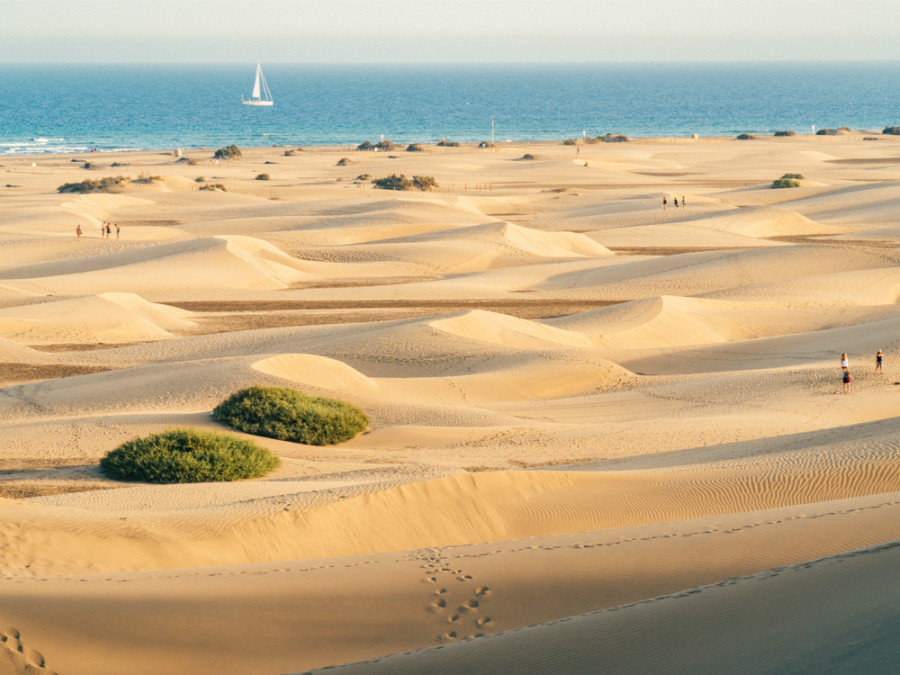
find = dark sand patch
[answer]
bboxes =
[0,363,111,383]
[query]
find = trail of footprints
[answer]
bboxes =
[0,627,56,675]
[420,551,493,643]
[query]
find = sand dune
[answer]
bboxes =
[0,292,194,344]
[3,136,900,674]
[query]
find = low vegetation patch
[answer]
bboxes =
[82,162,96,169]
[255,173,270,181]
[199,183,226,191]
[519,153,537,160]
[375,140,396,151]
[773,130,796,137]
[213,386,368,446]
[356,173,372,181]
[816,128,840,136]
[406,143,424,152]
[437,139,460,147]
[372,173,438,191]
[883,127,900,136]
[779,173,805,180]
[57,176,129,193]
[99,428,280,483]
[772,176,802,189]
[214,144,242,159]
[597,133,629,143]
[478,141,495,149]
[356,141,375,151]
[736,133,757,140]
[562,138,577,146]
[336,157,355,166]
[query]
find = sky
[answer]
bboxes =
[1,0,898,63]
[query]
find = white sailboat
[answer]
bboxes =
[242,62,273,106]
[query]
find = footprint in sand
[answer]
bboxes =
[0,627,56,674]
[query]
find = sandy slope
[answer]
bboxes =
[2,135,900,674]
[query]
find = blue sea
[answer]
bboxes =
[1,62,899,154]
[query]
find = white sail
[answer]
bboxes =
[251,67,262,99]
[243,62,273,106]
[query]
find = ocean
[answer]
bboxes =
[1,62,899,154]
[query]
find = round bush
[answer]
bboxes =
[100,429,280,483]
[212,386,369,446]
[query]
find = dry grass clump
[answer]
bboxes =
[214,144,242,159]
[437,139,460,147]
[57,176,129,193]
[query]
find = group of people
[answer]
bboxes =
[841,350,883,393]
[101,222,120,239]
[76,222,120,239]
[662,196,686,209]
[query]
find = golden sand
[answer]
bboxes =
[1,134,900,674]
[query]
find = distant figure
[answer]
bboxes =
[116,224,120,239]
[843,368,852,393]
[841,353,849,371]
[76,224,82,239]
[875,349,883,374]
[106,224,112,238]
[663,197,667,210]
[682,196,686,208]
[674,197,679,208]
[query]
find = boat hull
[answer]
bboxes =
[242,99,274,106]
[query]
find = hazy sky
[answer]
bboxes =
[2,0,897,63]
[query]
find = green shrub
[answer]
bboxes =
[199,183,226,191]
[194,176,206,182]
[779,173,805,180]
[736,133,756,140]
[562,138,577,146]
[375,140,396,151]
[478,141,494,149]
[772,178,801,189]
[99,428,280,483]
[372,173,437,191]
[336,157,355,166]
[57,176,129,193]
[773,130,796,137]
[816,128,839,136]
[520,153,537,160]
[883,127,900,136]
[597,133,629,143]
[212,386,368,446]
[255,173,270,181]
[406,143,424,152]
[437,139,460,147]
[82,162,96,169]
[357,141,375,151]
[356,173,372,180]
[214,144,242,159]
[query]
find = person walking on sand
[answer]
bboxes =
[76,224,82,239]
[674,197,679,208]
[115,224,120,239]
[106,224,112,239]
[843,368,852,393]
[841,353,849,371]
[875,349,883,374]
[663,197,667,210]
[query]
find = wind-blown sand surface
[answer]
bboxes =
[1,134,900,674]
